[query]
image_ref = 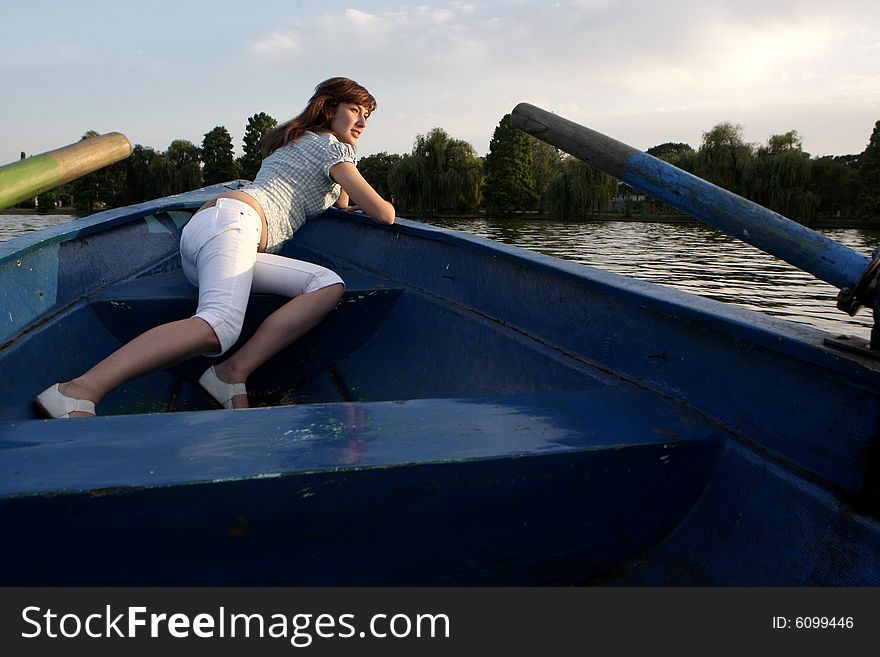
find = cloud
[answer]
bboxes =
[7,0,879,167]
[241,0,880,156]
[251,31,302,56]
[829,74,880,105]
[344,8,380,25]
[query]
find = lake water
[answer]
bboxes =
[0,213,79,242]
[2,212,878,340]
[421,217,880,341]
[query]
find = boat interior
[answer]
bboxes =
[2,191,879,585]
[4,216,630,418]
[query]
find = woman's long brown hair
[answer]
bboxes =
[260,77,377,157]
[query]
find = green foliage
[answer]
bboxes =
[388,128,482,216]
[70,131,127,211]
[483,114,537,216]
[808,156,860,221]
[743,132,819,224]
[387,155,418,212]
[358,152,402,202]
[647,142,694,160]
[37,190,57,212]
[440,138,483,213]
[545,156,617,221]
[765,130,802,154]
[238,112,277,181]
[530,139,564,213]
[27,113,878,229]
[166,139,202,193]
[118,145,156,205]
[647,142,696,173]
[201,126,239,186]
[855,120,880,222]
[694,122,754,195]
[642,142,696,213]
[146,152,177,199]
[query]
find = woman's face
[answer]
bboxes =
[330,102,369,145]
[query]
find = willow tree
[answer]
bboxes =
[69,130,127,210]
[483,114,537,216]
[388,128,482,216]
[117,144,157,205]
[856,120,880,222]
[743,131,819,224]
[530,138,564,214]
[146,151,177,200]
[545,156,617,221]
[388,154,425,215]
[694,122,754,195]
[440,138,483,213]
[166,139,202,193]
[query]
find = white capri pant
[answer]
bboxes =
[179,198,344,355]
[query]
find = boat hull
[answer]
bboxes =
[1,183,878,584]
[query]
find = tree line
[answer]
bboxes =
[25,112,880,226]
[357,116,618,221]
[643,122,879,224]
[26,112,278,214]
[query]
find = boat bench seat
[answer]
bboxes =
[1,384,725,585]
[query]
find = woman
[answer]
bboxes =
[35,77,395,418]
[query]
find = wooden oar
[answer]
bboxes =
[510,103,871,297]
[0,133,132,209]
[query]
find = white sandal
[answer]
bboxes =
[198,366,247,410]
[35,383,96,418]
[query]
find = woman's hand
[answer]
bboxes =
[329,162,395,225]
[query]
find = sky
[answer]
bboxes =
[2,0,879,165]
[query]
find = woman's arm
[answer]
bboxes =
[330,161,395,225]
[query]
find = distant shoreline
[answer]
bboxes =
[1,207,876,230]
[416,211,880,230]
[0,207,81,217]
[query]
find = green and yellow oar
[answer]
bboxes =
[0,133,132,209]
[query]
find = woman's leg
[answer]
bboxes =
[212,255,345,409]
[57,318,220,417]
[213,285,343,408]
[45,199,261,417]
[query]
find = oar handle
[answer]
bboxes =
[0,133,132,209]
[510,102,870,293]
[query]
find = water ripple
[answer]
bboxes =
[4,213,878,340]
[426,218,880,340]
[0,213,77,242]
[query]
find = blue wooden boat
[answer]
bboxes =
[1,106,879,585]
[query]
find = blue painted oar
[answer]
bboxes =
[510,103,874,310]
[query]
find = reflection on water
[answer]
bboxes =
[3,212,879,340]
[0,213,78,242]
[422,217,880,340]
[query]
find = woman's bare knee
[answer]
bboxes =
[315,283,344,313]
[190,317,223,354]
[326,282,344,303]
